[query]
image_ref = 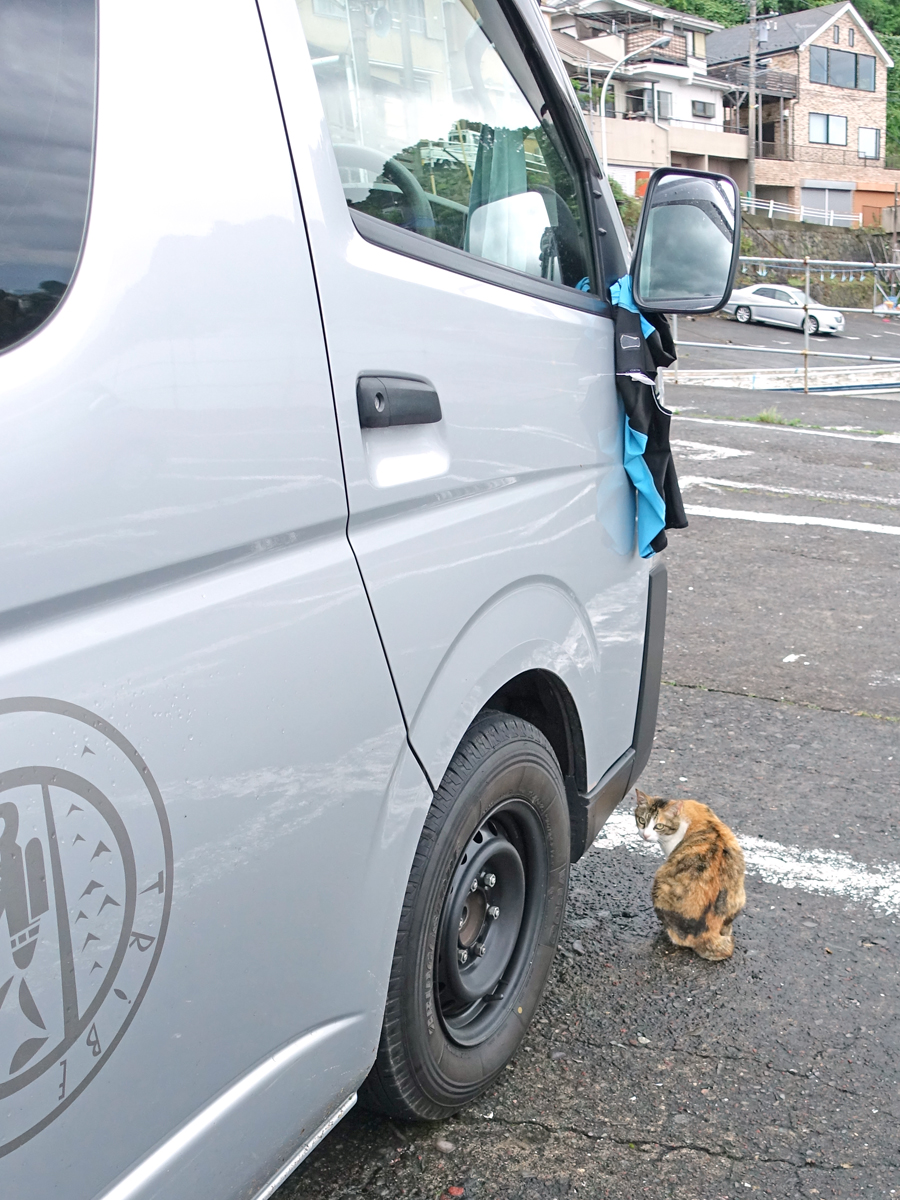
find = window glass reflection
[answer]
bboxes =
[295,0,592,292]
[0,0,96,352]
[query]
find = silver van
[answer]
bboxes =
[0,1,737,1196]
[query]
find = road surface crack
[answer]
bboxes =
[662,679,899,722]
[464,1113,883,1171]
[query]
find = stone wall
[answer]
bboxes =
[738,214,895,307]
[741,213,892,261]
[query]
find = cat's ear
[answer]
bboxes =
[671,799,685,817]
[634,789,648,807]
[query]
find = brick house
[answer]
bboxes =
[707,1,898,224]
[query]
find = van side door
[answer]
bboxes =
[262,0,650,797]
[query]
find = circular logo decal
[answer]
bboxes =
[0,699,172,1157]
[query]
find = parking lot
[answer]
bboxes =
[276,378,900,1200]
[671,310,900,376]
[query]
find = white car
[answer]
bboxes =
[723,283,845,334]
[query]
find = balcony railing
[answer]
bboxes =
[753,140,886,167]
[624,27,687,65]
[707,63,798,98]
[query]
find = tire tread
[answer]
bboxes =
[361,711,563,1119]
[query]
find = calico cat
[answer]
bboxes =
[634,790,746,961]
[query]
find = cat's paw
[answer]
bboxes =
[695,937,734,962]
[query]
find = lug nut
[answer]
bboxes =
[469,878,478,893]
[482,872,497,888]
[488,905,500,920]
[458,948,468,964]
[477,944,487,957]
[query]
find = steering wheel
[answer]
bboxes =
[333,144,436,238]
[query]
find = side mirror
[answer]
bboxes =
[630,167,741,314]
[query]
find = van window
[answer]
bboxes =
[296,0,593,293]
[0,0,96,352]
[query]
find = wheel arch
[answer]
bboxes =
[405,577,621,802]
[484,668,587,796]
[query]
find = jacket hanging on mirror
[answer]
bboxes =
[610,274,687,558]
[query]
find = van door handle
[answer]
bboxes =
[357,375,442,428]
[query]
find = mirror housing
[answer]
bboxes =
[630,167,741,314]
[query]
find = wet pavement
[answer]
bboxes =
[671,311,900,374]
[275,383,900,1200]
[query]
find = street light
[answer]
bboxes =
[599,35,671,175]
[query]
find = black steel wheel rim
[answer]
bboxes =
[435,799,548,1047]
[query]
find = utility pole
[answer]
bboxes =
[747,0,757,201]
[893,180,898,263]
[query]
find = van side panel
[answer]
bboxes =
[0,2,432,1197]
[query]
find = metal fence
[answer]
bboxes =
[671,256,900,394]
[741,196,862,228]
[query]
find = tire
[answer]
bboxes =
[361,711,570,1120]
[734,305,751,324]
[802,315,819,335]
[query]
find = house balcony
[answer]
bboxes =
[754,140,886,168]
[707,63,798,99]
[624,26,687,66]
[585,108,749,170]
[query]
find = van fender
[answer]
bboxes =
[406,577,608,796]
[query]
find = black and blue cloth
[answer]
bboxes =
[609,274,687,558]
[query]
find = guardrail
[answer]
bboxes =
[741,196,862,228]
[671,255,900,393]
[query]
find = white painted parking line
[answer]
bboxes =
[670,440,753,462]
[683,504,900,536]
[674,415,900,444]
[679,475,900,507]
[815,390,900,398]
[594,810,900,915]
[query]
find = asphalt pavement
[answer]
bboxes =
[672,311,900,375]
[275,381,900,1200]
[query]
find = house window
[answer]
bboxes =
[829,47,857,86]
[809,45,876,90]
[848,27,855,46]
[626,88,649,115]
[833,24,840,42]
[691,100,715,119]
[809,45,827,82]
[858,127,880,158]
[657,90,673,119]
[693,31,706,58]
[809,112,847,145]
